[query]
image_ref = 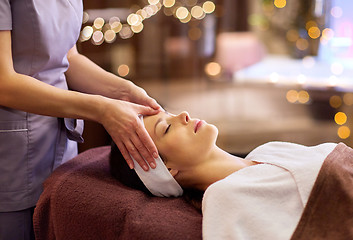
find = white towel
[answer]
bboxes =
[202,141,336,240]
[131,115,183,197]
[132,154,183,197]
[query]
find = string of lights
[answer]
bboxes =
[79,0,216,44]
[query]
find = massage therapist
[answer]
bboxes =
[0,1,159,239]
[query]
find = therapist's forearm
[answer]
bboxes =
[65,46,132,100]
[0,71,108,123]
[0,31,109,123]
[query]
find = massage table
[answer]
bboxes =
[34,144,353,239]
[33,146,202,240]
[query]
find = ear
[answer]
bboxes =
[168,168,179,177]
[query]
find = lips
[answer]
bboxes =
[194,120,203,133]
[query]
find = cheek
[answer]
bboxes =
[158,134,192,161]
[164,134,190,154]
[156,125,217,165]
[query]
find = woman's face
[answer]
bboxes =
[143,111,218,170]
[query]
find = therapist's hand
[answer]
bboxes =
[101,99,160,171]
[120,81,162,111]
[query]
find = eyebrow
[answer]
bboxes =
[154,117,163,135]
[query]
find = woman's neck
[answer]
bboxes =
[178,147,255,191]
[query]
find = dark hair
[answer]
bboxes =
[109,141,151,195]
[109,142,204,212]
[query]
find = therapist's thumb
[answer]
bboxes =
[138,105,160,116]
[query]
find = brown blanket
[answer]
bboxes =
[33,146,202,240]
[291,142,353,240]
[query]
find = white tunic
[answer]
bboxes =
[202,141,337,240]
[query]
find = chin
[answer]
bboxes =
[205,124,218,142]
[209,124,218,135]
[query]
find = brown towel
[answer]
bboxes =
[291,143,353,240]
[33,146,202,240]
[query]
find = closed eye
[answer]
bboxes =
[165,124,171,134]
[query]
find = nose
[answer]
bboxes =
[178,111,190,125]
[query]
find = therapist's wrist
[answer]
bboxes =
[91,95,111,124]
[108,74,133,101]
[77,94,109,124]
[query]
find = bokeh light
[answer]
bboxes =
[286,29,299,42]
[202,1,216,14]
[117,64,130,77]
[343,93,353,106]
[82,11,89,24]
[322,28,334,40]
[297,74,307,85]
[119,24,134,39]
[102,23,111,33]
[337,126,350,139]
[298,90,310,104]
[131,22,144,33]
[274,0,286,9]
[80,26,94,41]
[188,27,202,41]
[111,21,122,33]
[186,0,198,6]
[136,9,147,20]
[92,31,104,45]
[328,75,338,87]
[163,7,174,16]
[286,90,298,103]
[180,13,192,23]
[269,72,279,83]
[305,20,317,30]
[205,62,222,77]
[296,38,309,51]
[127,13,142,26]
[163,0,175,8]
[308,26,321,39]
[191,6,204,19]
[329,95,342,108]
[176,7,189,19]
[104,29,116,43]
[109,17,120,25]
[331,6,343,18]
[148,0,160,5]
[93,17,105,29]
[334,112,347,125]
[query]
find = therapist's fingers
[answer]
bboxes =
[130,130,157,169]
[102,100,159,171]
[136,104,159,155]
[124,138,151,171]
[114,140,134,170]
[136,128,158,158]
[147,98,162,111]
[128,84,162,111]
[139,104,160,116]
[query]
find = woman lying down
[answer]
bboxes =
[110,111,353,240]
